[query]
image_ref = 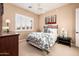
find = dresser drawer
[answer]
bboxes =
[0,34,19,56]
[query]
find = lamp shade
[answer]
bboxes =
[61,28,64,31]
[6,19,10,23]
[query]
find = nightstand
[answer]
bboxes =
[57,36,71,47]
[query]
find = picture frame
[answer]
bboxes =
[45,15,57,24]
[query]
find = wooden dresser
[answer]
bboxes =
[0,33,19,56]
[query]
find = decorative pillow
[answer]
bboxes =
[43,27,48,33]
[47,28,53,33]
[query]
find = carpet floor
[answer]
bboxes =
[19,39,79,56]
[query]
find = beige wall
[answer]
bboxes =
[39,3,79,42]
[3,3,39,39]
[3,3,79,42]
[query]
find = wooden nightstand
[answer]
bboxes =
[57,36,71,47]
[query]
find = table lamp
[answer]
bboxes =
[6,19,10,33]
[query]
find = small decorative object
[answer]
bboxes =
[27,26,29,29]
[22,27,25,30]
[6,19,10,33]
[16,25,21,30]
[30,26,32,29]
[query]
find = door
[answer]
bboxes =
[76,8,79,47]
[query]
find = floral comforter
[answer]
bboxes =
[27,32,57,50]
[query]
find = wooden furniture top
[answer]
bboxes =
[0,32,19,37]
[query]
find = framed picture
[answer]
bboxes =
[45,15,57,24]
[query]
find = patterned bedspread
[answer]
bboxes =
[27,32,57,50]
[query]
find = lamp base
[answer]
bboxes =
[6,29,9,33]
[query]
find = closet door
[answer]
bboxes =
[76,8,79,47]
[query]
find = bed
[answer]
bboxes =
[26,25,58,55]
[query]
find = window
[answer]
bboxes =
[15,14,33,31]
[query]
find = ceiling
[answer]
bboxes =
[12,3,67,15]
